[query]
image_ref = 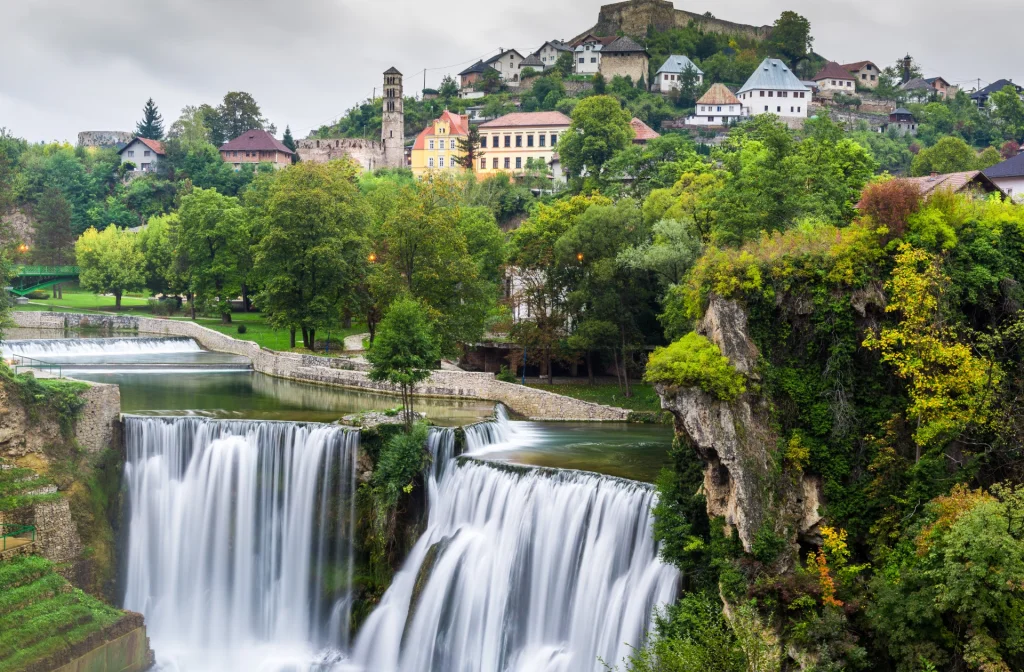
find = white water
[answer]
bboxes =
[2,336,201,359]
[122,416,359,672]
[345,423,680,672]
[464,404,545,456]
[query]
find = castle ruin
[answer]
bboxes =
[297,67,406,170]
[576,0,772,43]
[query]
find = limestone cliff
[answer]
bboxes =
[656,295,822,562]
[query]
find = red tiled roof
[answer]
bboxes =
[118,137,165,156]
[630,118,660,141]
[857,172,1004,209]
[479,111,572,128]
[219,129,293,155]
[813,61,856,82]
[842,61,877,72]
[696,83,741,106]
[412,111,471,151]
[571,34,617,47]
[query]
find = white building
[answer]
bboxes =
[117,137,165,173]
[685,84,746,126]
[737,58,811,118]
[572,34,613,75]
[483,49,526,87]
[984,152,1024,202]
[812,61,857,94]
[534,41,572,70]
[656,55,703,92]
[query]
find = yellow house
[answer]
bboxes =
[410,110,470,178]
[475,111,571,179]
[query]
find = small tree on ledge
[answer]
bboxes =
[367,297,440,431]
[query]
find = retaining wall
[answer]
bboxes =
[11,313,630,421]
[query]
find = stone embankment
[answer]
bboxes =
[12,313,630,422]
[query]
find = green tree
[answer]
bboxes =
[74,226,145,309]
[557,95,633,184]
[32,187,75,267]
[218,92,266,141]
[176,187,244,322]
[455,126,483,169]
[137,213,180,300]
[252,160,371,350]
[768,11,813,70]
[990,84,1024,141]
[367,297,441,430]
[168,105,210,149]
[554,52,575,78]
[482,94,514,119]
[479,69,504,94]
[593,72,607,95]
[910,136,979,176]
[281,125,298,162]
[135,98,164,140]
[438,74,459,104]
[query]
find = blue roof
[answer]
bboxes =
[738,58,809,94]
[657,55,703,76]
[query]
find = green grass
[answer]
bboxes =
[525,382,664,413]
[15,286,151,315]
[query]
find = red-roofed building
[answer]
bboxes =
[812,61,856,94]
[630,118,660,144]
[410,110,471,178]
[476,111,571,179]
[842,61,880,89]
[219,129,294,170]
[118,137,166,173]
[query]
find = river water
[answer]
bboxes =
[3,331,677,671]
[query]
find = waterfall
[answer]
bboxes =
[1,336,201,359]
[347,429,679,672]
[122,416,359,671]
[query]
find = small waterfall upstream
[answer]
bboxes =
[2,336,201,359]
[122,416,359,672]
[345,412,680,672]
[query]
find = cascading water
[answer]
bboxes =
[345,418,680,672]
[122,416,359,672]
[2,336,201,359]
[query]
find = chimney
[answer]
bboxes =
[930,171,939,178]
[902,54,913,84]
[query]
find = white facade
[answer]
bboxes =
[990,175,1024,202]
[738,59,811,119]
[574,40,602,75]
[536,42,570,70]
[487,50,525,86]
[816,76,856,93]
[656,55,703,92]
[118,138,162,172]
[686,103,744,126]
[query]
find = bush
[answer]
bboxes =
[644,332,746,401]
[147,298,179,316]
[237,324,247,334]
[496,366,517,383]
[25,291,49,300]
[859,178,922,238]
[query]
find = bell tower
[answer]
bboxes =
[382,67,405,168]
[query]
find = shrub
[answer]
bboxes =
[859,178,922,239]
[496,366,517,383]
[25,291,49,300]
[644,332,746,400]
[147,298,179,316]
[237,324,247,334]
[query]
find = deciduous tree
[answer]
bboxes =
[368,297,440,429]
[557,95,633,185]
[176,187,244,322]
[75,226,145,309]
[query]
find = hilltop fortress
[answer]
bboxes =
[575,0,772,42]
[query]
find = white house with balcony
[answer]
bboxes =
[685,84,746,126]
[737,58,811,118]
[656,55,703,92]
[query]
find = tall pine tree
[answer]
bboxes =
[136,98,165,140]
[282,125,298,163]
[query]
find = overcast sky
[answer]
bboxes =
[2,0,1021,144]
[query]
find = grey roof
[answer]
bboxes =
[521,54,544,67]
[901,77,932,91]
[738,58,810,94]
[384,66,402,76]
[657,55,703,75]
[459,60,489,76]
[972,79,1023,98]
[984,152,1024,179]
[892,107,913,116]
[484,49,524,65]
[603,36,647,54]
[537,40,572,53]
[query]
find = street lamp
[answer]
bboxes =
[577,253,584,263]
[368,252,377,264]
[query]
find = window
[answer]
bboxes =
[579,58,585,64]
[768,91,773,97]
[515,135,522,147]
[777,106,781,112]
[429,140,435,150]
[144,150,151,157]
[591,57,597,63]
[551,134,558,145]
[428,157,434,167]
[141,163,150,171]
[539,135,546,147]
[760,91,765,97]
[716,106,721,112]
[515,157,522,169]
[831,80,836,86]
[790,107,794,113]
[450,139,456,149]
[493,158,499,169]
[504,136,511,148]
[480,158,486,169]
[708,117,714,122]
[439,156,445,168]
[798,107,801,113]
[527,135,534,147]
[871,75,876,81]
[504,157,510,169]
[481,136,487,148]
[862,74,867,80]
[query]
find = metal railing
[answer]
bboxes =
[0,524,36,551]
[13,266,80,277]
[6,354,63,378]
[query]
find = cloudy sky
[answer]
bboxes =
[2,0,1021,144]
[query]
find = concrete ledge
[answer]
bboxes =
[11,312,630,422]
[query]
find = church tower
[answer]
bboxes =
[382,67,405,168]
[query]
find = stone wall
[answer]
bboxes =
[11,312,630,421]
[75,383,121,453]
[1,207,35,245]
[33,497,82,565]
[582,0,771,42]
[76,131,134,149]
[600,53,650,85]
[30,612,153,672]
[297,138,386,172]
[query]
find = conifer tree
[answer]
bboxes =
[282,125,298,163]
[136,98,165,140]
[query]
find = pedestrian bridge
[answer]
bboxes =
[9,266,80,296]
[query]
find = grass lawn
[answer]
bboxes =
[16,287,152,315]
[525,382,663,413]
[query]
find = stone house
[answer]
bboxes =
[655,55,703,92]
[925,77,956,99]
[598,36,650,86]
[685,83,745,126]
[484,49,526,87]
[219,129,293,170]
[903,76,954,100]
[984,152,1024,201]
[534,41,573,70]
[476,111,571,179]
[842,61,880,89]
[812,61,857,95]
[117,137,165,173]
[410,110,471,178]
[459,61,491,90]
[737,58,811,119]
[572,34,615,75]
[885,108,918,136]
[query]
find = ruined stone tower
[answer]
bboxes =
[382,67,405,168]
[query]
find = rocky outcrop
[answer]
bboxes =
[656,294,823,558]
